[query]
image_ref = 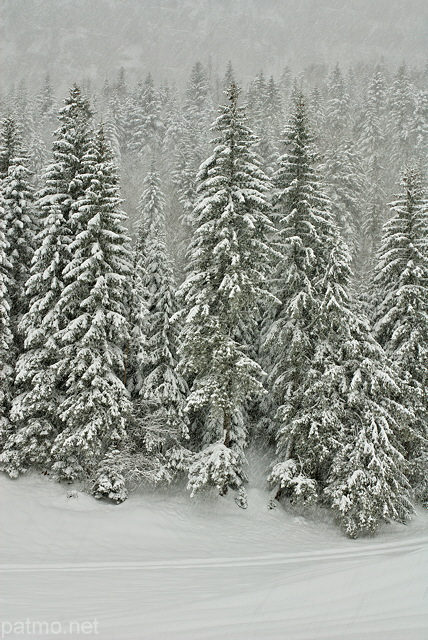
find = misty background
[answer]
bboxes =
[1,0,427,93]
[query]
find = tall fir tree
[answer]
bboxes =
[387,63,416,169]
[132,166,189,472]
[175,62,214,222]
[129,74,164,156]
[372,168,428,503]
[322,138,366,255]
[264,94,415,536]
[50,127,133,492]
[0,86,93,477]
[1,134,37,344]
[264,92,341,499]
[325,64,350,142]
[0,196,13,448]
[178,84,274,500]
[357,65,387,162]
[0,116,21,178]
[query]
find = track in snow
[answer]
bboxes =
[1,475,427,639]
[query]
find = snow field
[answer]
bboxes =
[1,472,427,639]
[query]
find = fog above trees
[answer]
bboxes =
[2,0,427,93]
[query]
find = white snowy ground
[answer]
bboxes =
[1,455,427,640]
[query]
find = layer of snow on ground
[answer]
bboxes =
[1,460,427,639]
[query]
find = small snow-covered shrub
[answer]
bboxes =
[92,450,128,504]
[91,446,172,504]
[235,486,248,509]
[269,459,318,506]
[187,442,243,497]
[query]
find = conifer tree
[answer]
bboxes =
[51,127,133,488]
[325,64,350,141]
[265,94,415,535]
[1,138,37,342]
[175,62,214,221]
[324,310,415,537]
[11,81,35,140]
[359,155,388,281]
[322,138,366,254]
[0,116,21,178]
[387,63,416,168]
[0,86,93,476]
[265,93,340,500]
[177,84,274,500]
[372,168,428,502]
[132,166,189,471]
[412,90,428,169]
[129,74,164,156]
[223,61,236,92]
[36,73,56,120]
[358,65,387,162]
[0,197,13,448]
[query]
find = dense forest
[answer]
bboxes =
[0,59,427,538]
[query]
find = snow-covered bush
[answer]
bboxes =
[269,459,318,506]
[187,442,244,497]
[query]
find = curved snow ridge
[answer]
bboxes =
[1,534,426,572]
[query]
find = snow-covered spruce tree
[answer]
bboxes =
[321,138,366,256]
[0,196,13,448]
[131,165,189,473]
[412,90,428,169]
[264,94,415,536]
[177,84,274,500]
[174,62,214,223]
[36,73,56,120]
[1,138,37,344]
[264,92,342,503]
[358,155,388,284]
[357,65,387,163]
[129,74,164,157]
[50,127,133,496]
[0,116,22,178]
[372,168,428,503]
[323,309,415,538]
[325,64,351,142]
[0,86,93,477]
[387,63,416,169]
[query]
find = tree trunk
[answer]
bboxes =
[223,408,231,448]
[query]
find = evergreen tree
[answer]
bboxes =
[324,311,415,537]
[265,94,415,536]
[412,90,428,170]
[223,61,236,92]
[308,86,325,148]
[358,65,387,162]
[0,116,21,178]
[0,86,93,476]
[322,138,366,254]
[372,168,428,502]
[1,204,66,474]
[132,166,189,471]
[129,74,164,156]
[387,63,416,168]
[325,64,350,141]
[178,84,274,499]
[51,127,133,489]
[8,81,35,141]
[359,155,388,281]
[175,62,214,221]
[36,73,56,119]
[265,93,340,498]
[1,138,37,342]
[0,196,13,448]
